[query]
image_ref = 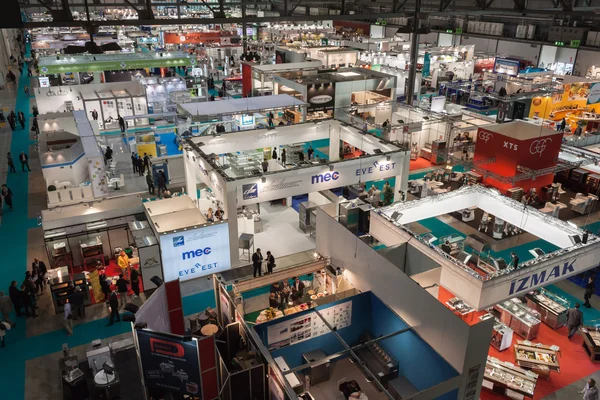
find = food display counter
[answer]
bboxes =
[483,356,537,398]
[51,241,73,270]
[581,326,600,362]
[494,299,541,340]
[50,272,89,313]
[514,341,560,374]
[525,289,569,329]
[445,297,475,323]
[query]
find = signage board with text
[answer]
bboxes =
[159,223,231,282]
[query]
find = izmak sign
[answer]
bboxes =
[508,260,576,296]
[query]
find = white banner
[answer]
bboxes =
[159,223,231,282]
[236,153,406,206]
[139,244,163,290]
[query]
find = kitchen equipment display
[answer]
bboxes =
[581,325,600,362]
[494,299,541,340]
[483,356,537,398]
[525,289,569,329]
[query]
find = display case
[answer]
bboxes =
[514,341,560,372]
[51,240,73,270]
[227,150,263,177]
[282,143,305,165]
[494,299,541,340]
[79,237,104,269]
[483,356,537,398]
[581,324,600,362]
[525,289,569,329]
[431,140,447,165]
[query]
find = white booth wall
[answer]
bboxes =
[575,49,600,77]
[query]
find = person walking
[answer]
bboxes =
[131,152,137,173]
[70,286,85,320]
[2,184,13,211]
[17,111,25,130]
[8,281,22,317]
[7,113,16,131]
[581,379,600,400]
[252,248,263,278]
[24,86,29,98]
[32,258,47,292]
[118,114,126,132]
[117,274,130,307]
[63,299,73,336]
[107,290,121,326]
[0,291,14,327]
[7,152,15,173]
[146,172,155,194]
[19,151,30,172]
[584,276,596,308]
[266,251,275,274]
[567,303,584,340]
[130,267,140,298]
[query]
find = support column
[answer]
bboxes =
[405,0,421,105]
[225,184,241,268]
[393,154,410,202]
[328,121,341,161]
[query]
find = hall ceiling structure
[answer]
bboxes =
[8,0,600,29]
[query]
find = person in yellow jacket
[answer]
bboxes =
[117,251,130,279]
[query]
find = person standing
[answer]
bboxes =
[7,113,15,131]
[143,153,150,173]
[118,114,126,132]
[117,274,130,307]
[252,248,263,278]
[146,172,155,194]
[32,265,43,295]
[63,299,73,336]
[567,303,584,340]
[307,146,314,160]
[2,184,13,211]
[137,157,144,177]
[266,251,275,274]
[559,118,567,132]
[157,171,167,195]
[72,286,86,319]
[7,152,15,173]
[292,276,305,296]
[107,290,121,326]
[32,258,47,292]
[20,284,36,318]
[262,158,269,173]
[8,281,22,317]
[584,276,596,308]
[117,251,130,279]
[0,291,14,327]
[19,151,30,172]
[91,109,98,121]
[17,111,25,130]
[581,379,600,400]
[130,267,140,298]
[131,152,137,173]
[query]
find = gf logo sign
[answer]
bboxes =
[478,130,493,143]
[530,138,552,157]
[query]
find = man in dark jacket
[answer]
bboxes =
[118,115,126,132]
[567,303,584,340]
[131,152,137,173]
[17,111,25,130]
[130,268,141,297]
[107,290,121,326]
[157,171,167,195]
[70,286,85,319]
[146,172,155,194]
[9,281,22,317]
[143,153,150,173]
[252,248,263,278]
[117,274,130,307]
[20,284,36,318]
[19,151,31,172]
[584,276,596,308]
[137,157,144,177]
[32,258,47,291]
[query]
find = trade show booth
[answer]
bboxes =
[184,119,409,268]
[36,81,150,131]
[242,60,323,97]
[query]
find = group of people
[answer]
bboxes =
[268,276,306,310]
[206,206,225,222]
[252,248,276,277]
[2,110,27,131]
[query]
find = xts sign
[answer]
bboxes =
[508,260,575,295]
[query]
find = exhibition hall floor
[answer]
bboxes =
[0,50,597,400]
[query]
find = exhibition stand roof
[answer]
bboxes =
[39,51,195,74]
[177,94,308,118]
[375,185,600,309]
[246,60,323,73]
[143,195,196,217]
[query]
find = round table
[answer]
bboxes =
[201,324,219,336]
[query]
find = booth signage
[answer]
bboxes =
[306,82,335,112]
[588,82,600,104]
[164,32,222,44]
[508,260,575,296]
[237,156,402,206]
[159,223,231,282]
[136,330,201,396]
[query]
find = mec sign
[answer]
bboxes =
[312,171,340,184]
